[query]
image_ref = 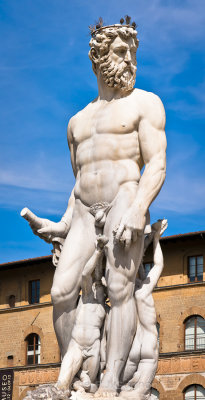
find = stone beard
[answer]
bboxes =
[99,52,137,91]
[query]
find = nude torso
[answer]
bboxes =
[70,89,145,206]
[72,298,105,347]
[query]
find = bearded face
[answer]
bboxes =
[98,35,137,92]
[99,54,136,91]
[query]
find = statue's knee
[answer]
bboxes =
[51,285,76,306]
[51,286,63,305]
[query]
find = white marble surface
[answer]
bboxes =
[21,22,167,400]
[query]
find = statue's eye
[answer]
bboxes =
[116,48,126,56]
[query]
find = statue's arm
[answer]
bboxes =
[115,94,166,248]
[146,231,164,292]
[21,119,77,242]
[67,118,77,177]
[81,249,103,296]
[50,118,78,230]
[145,219,168,292]
[135,94,167,217]
[60,188,75,228]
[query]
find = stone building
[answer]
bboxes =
[0,231,205,400]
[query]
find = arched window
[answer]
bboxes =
[185,316,205,350]
[151,387,159,399]
[25,333,41,365]
[184,384,205,399]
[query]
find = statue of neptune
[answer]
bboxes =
[21,18,167,400]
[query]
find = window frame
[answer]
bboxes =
[183,384,205,400]
[187,255,203,283]
[28,279,40,304]
[184,315,205,351]
[25,333,41,365]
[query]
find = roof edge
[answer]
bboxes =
[0,230,205,268]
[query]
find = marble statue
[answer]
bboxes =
[56,235,108,394]
[21,17,167,400]
[121,219,167,398]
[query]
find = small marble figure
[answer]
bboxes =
[56,235,108,394]
[121,219,168,399]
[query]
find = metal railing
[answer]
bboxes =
[185,334,205,350]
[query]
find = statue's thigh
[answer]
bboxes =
[141,333,158,360]
[83,340,100,382]
[104,200,144,282]
[53,208,96,294]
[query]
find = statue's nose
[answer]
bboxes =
[124,50,131,63]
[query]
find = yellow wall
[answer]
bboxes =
[0,260,60,371]
[0,261,54,309]
[144,237,205,287]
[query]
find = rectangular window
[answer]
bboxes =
[29,280,40,304]
[188,256,203,282]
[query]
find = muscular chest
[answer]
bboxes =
[72,100,140,145]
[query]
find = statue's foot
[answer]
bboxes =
[120,385,132,392]
[90,384,98,394]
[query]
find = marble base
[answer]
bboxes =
[23,385,153,400]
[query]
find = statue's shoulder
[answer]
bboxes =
[68,98,97,128]
[132,88,164,107]
[133,89,165,128]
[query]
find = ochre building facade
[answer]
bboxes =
[0,231,205,399]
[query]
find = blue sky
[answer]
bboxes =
[0,0,205,263]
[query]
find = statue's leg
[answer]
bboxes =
[82,339,101,384]
[120,331,158,399]
[120,361,157,399]
[99,183,145,393]
[56,339,83,391]
[51,200,96,356]
[121,322,142,386]
[132,331,158,394]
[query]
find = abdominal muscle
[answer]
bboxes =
[74,159,141,206]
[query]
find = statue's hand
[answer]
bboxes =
[114,207,146,250]
[21,208,69,243]
[95,235,109,252]
[37,220,69,242]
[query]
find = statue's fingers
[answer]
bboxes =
[115,223,125,241]
[37,227,50,234]
[124,229,132,250]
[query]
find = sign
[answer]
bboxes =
[0,370,14,400]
